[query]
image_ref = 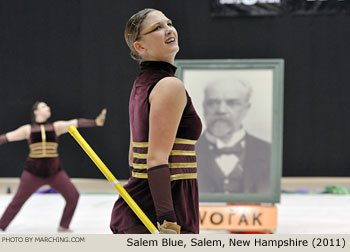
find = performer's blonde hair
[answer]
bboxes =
[124,8,157,62]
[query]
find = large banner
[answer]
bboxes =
[175,59,284,204]
[211,0,350,17]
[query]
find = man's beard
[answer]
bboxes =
[207,119,235,139]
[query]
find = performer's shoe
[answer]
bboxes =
[57,226,73,233]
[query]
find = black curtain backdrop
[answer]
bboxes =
[1,0,350,179]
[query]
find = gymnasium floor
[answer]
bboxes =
[0,193,349,234]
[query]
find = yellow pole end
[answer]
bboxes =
[68,125,78,134]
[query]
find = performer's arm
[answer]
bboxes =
[147,77,186,233]
[54,109,107,136]
[0,124,31,145]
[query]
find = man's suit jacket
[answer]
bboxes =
[196,131,271,193]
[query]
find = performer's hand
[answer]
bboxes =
[96,109,107,126]
[157,220,181,234]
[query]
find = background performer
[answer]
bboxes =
[0,101,107,232]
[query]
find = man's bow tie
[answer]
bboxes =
[212,144,243,156]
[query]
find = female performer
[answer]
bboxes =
[110,8,202,234]
[0,101,106,232]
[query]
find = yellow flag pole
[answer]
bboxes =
[68,126,159,234]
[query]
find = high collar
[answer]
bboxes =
[140,61,177,75]
[33,121,47,125]
[205,128,246,149]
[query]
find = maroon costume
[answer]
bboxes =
[110,61,202,234]
[0,122,79,231]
